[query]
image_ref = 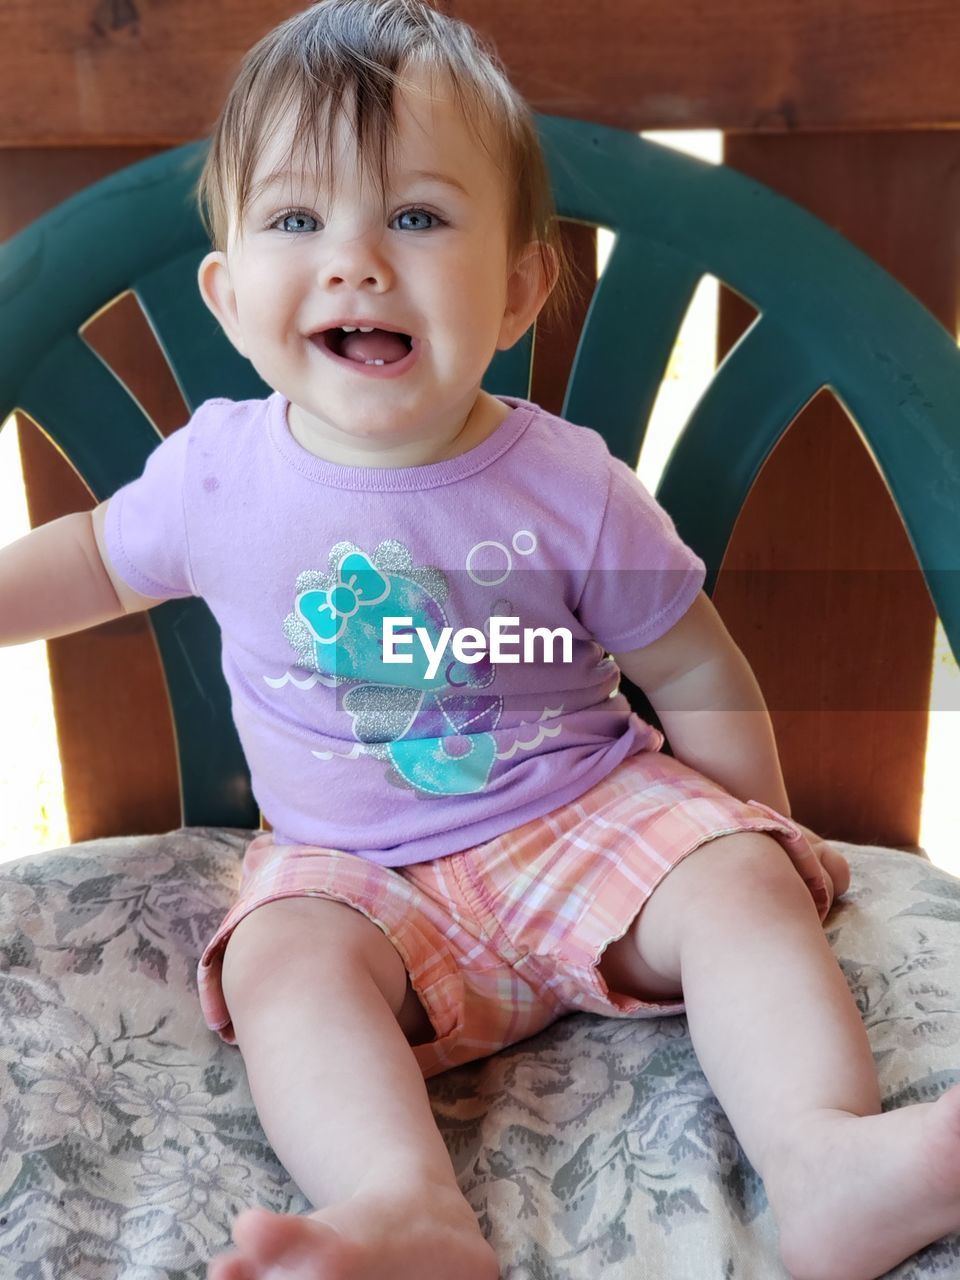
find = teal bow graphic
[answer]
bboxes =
[297,552,390,644]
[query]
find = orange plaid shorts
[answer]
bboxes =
[198,750,830,1078]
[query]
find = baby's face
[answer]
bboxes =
[199,66,542,462]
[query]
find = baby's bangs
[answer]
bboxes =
[229,62,418,230]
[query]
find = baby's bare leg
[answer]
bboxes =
[207,897,499,1280]
[601,833,960,1280]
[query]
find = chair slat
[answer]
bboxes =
[149,599,260,829]
[482,330,534,401]
[15,333,257,830]
[656,317,821,590]
[17,334,161,499]
[563,234,702,464]
[135,253,272,413]
[0,143,208,419]
[832,377,960,653]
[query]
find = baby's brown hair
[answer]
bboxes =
[195,0,580,331]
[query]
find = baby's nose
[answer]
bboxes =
[320,230,392,290]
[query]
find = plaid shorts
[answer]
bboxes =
[198,750,830,1078]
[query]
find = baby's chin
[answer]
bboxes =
[289,405,459,466]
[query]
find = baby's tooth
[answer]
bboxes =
[358,326,374,332]
[341,325,357,332]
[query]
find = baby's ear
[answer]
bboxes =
[496,242,558,352]
[197,250,248,357]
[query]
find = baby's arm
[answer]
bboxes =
[615,590,851,901]
[0,500,163,648]
[613,590,791,814]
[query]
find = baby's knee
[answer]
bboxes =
[627,831,800,976]
[696,831,837,945]
[691,830,813,904]
[221,896,407,1015]
[653,831,813,939]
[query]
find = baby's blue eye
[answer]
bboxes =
[395,208,437,231]
[279,211,318,233]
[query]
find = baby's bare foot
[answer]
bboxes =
[207,1181,499,1280]
[763,1083,960,1280]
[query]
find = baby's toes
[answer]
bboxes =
[231,1207,351,1275]
[207,1249,256,1280]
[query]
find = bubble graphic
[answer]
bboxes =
[466,540,512,586]
[466,531,538,586]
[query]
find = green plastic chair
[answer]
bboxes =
[2,115,959,831]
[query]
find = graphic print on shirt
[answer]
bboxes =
[282,539,504,796]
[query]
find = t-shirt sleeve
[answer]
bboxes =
[576,456,706,652]
[103,422,197,600]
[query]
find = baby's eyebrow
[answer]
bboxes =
[397,169,469,195]
[249,167,469,204]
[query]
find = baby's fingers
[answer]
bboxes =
[819,843,851,899]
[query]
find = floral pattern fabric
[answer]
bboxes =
[0,829,958,1278]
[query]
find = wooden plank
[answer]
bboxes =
[716,130,960,846]
[531,221,596,415]
[2,148,183,842]
[2,1,960,147]
[16,418,183,842]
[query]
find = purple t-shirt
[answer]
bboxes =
[104,392,705,865]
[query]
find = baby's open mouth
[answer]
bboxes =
[320,326,414,366]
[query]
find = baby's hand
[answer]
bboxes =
[794,822,851,907]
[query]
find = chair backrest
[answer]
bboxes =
[2,115,959,828]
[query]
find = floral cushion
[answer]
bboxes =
[0,829,958,1278]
